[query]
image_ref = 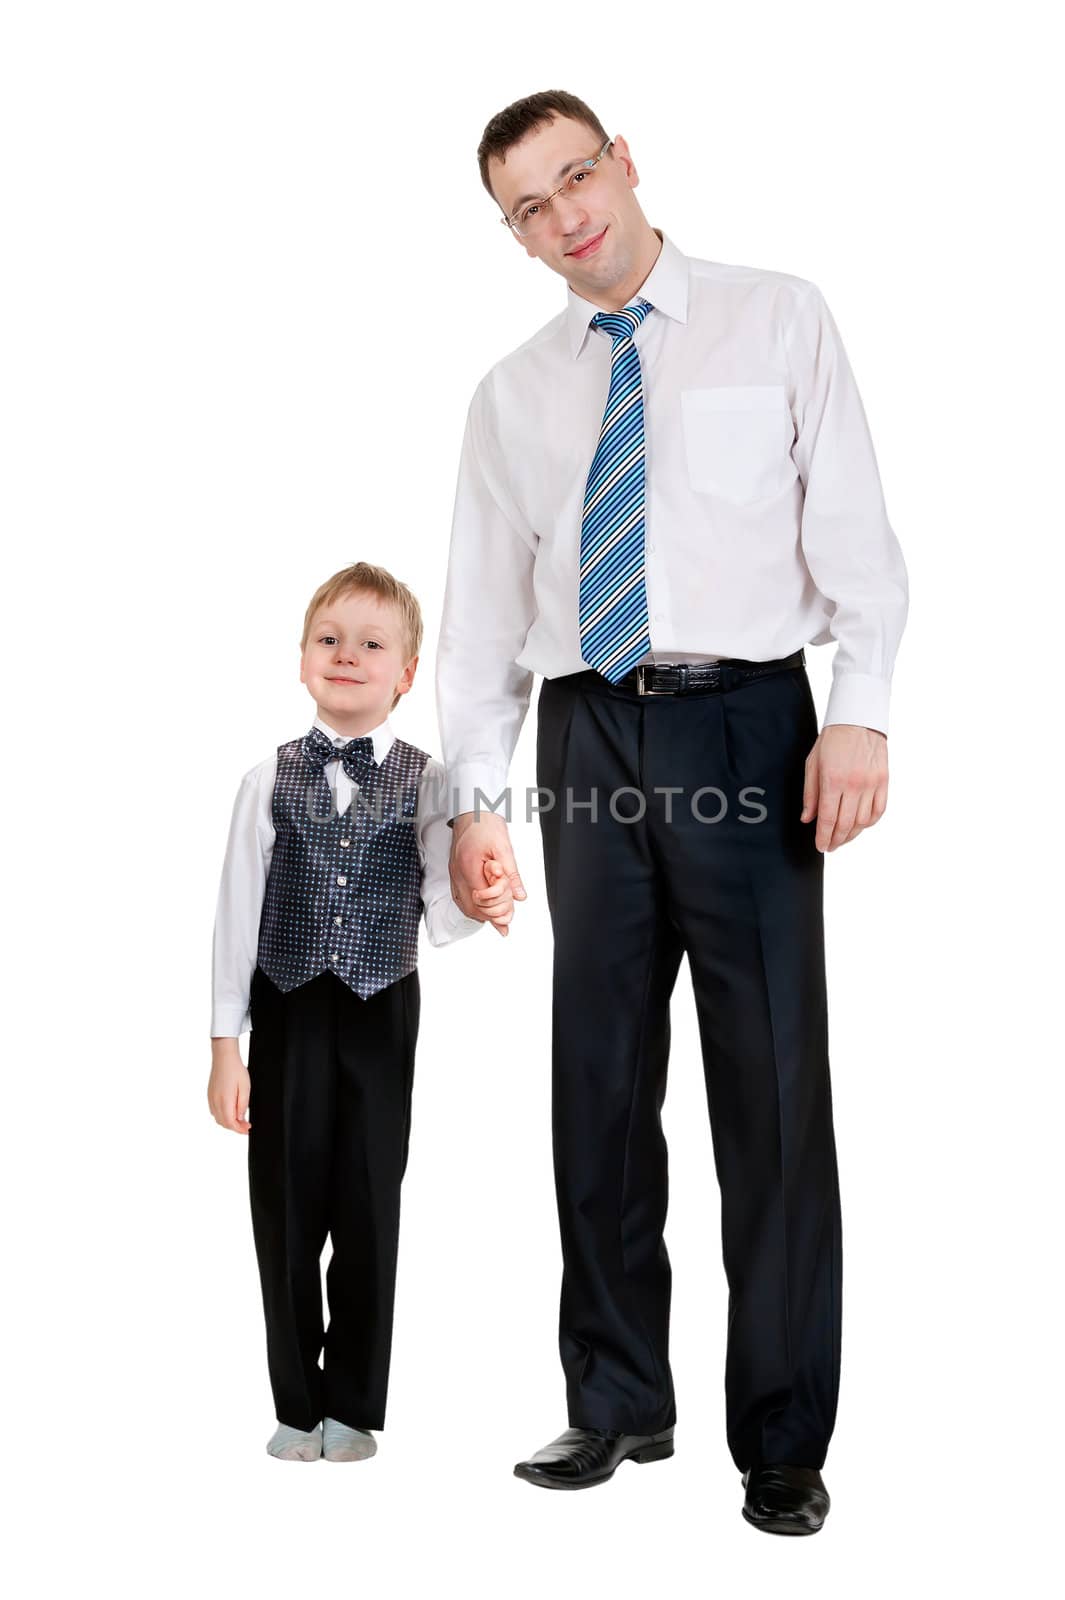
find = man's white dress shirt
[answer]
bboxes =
[437,230,908,820]
[211,715,480,1038]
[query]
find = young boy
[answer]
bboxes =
[208,561,513,1462]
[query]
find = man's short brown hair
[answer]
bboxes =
[477,89,609,203]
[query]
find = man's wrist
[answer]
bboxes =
[451,809,507,843]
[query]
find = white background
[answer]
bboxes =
[3,1,1061,1594]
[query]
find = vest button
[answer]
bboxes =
[340,839,350,848]
[334,915,343,926]
[330,951,339,962]
[337,875,347,886]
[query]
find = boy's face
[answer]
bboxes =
[300,589,417,734]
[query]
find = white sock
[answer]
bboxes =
[322,1417,377,1462]
[267,1421,322,1461]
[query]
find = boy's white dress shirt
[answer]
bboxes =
[211,714,480,1038]
[437,230,909,820]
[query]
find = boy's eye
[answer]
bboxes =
[318,635,382,649]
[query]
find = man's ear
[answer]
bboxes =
[611,134,639,189]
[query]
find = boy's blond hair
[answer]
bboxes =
[301,562,424,713]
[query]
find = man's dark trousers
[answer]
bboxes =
[535,662,842,1471]
[247,964,420,1432]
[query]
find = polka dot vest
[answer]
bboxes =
[256,731,431,1001]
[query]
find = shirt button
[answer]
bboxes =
[337,875,347,886]
[340,839,350,848]
[645,542,655,554]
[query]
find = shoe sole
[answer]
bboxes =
[513,1437,675,1490]
[741,1508,824,1535]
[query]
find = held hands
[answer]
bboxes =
[802,723,889,852]
[208,1040,251,1133]
[471,857,518,935]
[450,811,527,938]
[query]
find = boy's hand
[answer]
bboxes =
[208,1041,252,1133]
[471,857,516,938]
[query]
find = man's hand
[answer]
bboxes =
[208,1040,251,1133]
[801,724,889,852]
[450,811,527,937]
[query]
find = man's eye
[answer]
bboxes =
[521,203,541,224]
[571,170,589,184]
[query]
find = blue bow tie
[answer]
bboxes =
[301,725,377,781]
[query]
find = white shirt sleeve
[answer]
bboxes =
[435,372,539,820]
[210,759,276,1037]
[416,758,484,947]
[784,283,909,734]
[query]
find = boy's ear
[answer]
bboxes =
[394,654,419,698]
[298,647,306,685]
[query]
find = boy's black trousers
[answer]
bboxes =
[535,662,842,1471]
[247,963,420,1432]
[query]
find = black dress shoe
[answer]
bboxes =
[514,1426,675,1490]
[741,1465,830,1534]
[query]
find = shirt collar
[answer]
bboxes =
[313,713,395,766]
[566,228,689,360]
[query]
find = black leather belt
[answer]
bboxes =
[615,650,805,697]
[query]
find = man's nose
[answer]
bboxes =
[555,192,590,234]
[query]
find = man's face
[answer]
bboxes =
[488,116,647,300]
[300,589,416,726]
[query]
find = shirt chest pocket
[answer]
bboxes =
[679,385,795,505]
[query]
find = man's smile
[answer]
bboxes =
[566,226,607,259]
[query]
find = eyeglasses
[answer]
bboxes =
[501,138,614,238]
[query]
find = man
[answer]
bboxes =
[436,90,907,1534]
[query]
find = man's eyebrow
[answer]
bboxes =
[510,155,588,212]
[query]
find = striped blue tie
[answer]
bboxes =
[579,298,654,682]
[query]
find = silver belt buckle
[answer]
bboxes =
[636,663,675,696]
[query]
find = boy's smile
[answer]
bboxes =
[300,588,417,737]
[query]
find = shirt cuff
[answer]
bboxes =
[444,764,512,824]
[211,1006,251,1039]
[422,892,483,948]
[443,895,482,937]
[822,672,892,736]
